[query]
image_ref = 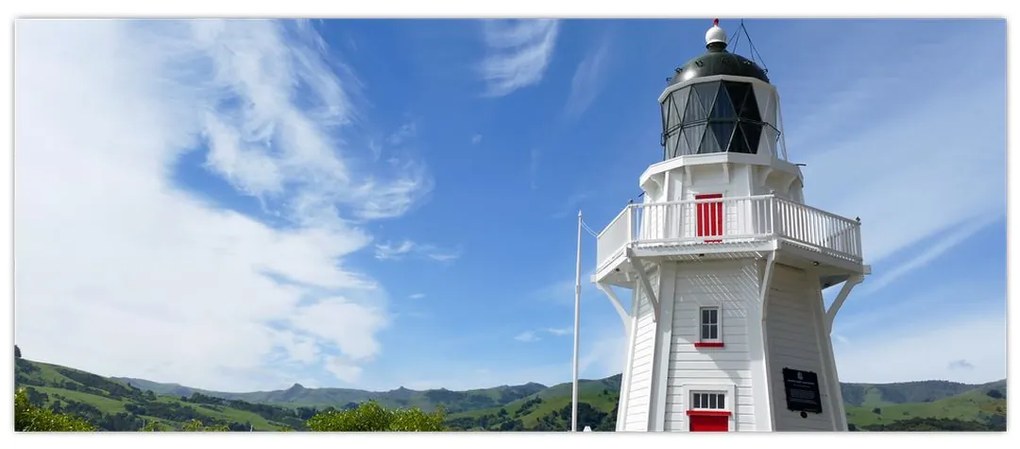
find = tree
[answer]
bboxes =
[141,421,169,431]
[181,419,229,431]
[15,388,95,431]
[15,345,21,358]
[306,400,444,431]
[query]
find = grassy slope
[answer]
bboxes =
[447,376,621,428]
[846,383,1006,428]
[17,358,285,430]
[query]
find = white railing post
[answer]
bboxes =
[627,205,634,245]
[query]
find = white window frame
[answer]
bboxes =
[679,383,737,432]
[691,391,727,411]
[699,305,722,342]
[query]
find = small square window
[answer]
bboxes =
[699,306,720,341]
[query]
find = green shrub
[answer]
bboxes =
[306,401,444,432]
[15,388,95,431]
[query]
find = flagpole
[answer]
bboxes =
[572,210,582,432]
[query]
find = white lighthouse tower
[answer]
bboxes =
[593,20,869,432]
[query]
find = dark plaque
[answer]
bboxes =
[782,368,822,414]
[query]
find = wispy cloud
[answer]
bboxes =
[552,192,591,219]
[374,239,462,262]
[948,360,975,371]
[14,20,425,390]
[563,37,611,120]
[479,19,560,97]
[862,214,1001,295]
[532,269,597,307]
[797,28,1004,268]
[409,293,426,300]
[834,314,1004,384]
[386,121,417,147]
[514,331,541,343]
[514,327,573,343]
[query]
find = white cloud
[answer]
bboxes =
[563,38,610,119]
[13,20,425,391]
[545,327,572,336]
[287,298,388,361]
[479,19,560,97]
[385,121,417,147]
[514,331,541,343]
[409,293,426,300]
[324,356,364,383]
[374,239,461,262]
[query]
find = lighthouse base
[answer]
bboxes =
[614,256,847,432]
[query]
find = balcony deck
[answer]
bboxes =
[595,195,865,286]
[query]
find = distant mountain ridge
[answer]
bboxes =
[113,376,549,414]
[16,356,1007,431]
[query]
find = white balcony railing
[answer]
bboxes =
[596,195,862,272]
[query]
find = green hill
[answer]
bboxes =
[16,358,306,431]
[16,356,1006,431]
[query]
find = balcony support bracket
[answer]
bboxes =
[825,274,865,333]
[627,248,659,322]
[596,282,631,331]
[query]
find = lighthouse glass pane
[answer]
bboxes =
[710,84,736,119]
[670,87,690,130]
[702,122,735,154]
[682,124,706,156]
[740,86,761,122]
[665,132,680,159]
[741,123,763,154]
[723,81,747,111]
[684,82,717,123]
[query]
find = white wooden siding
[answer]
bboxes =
[663,259,760,431]
[621,268,659,431]
[765,264,838,431]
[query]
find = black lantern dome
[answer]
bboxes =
[659,20,780,160]
[670,47,769,85]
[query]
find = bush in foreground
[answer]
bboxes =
[306,401,444,431]
[15,388,95,431]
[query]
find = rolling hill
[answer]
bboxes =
[15,356,1007,431]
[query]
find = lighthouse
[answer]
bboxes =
[593,20,869,432]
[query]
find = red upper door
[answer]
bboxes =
[695,193,723,243]
[689,414,729,432]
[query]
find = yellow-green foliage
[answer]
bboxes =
[306,400,444,432]
[15,388,95,431]
[140,421,169,431]
[181,418,229,431]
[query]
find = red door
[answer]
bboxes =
[689,414,729,432]
[696,193,723,243]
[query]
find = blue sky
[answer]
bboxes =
[14,18,1005,392]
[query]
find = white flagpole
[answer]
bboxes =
[572,210,582,432]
